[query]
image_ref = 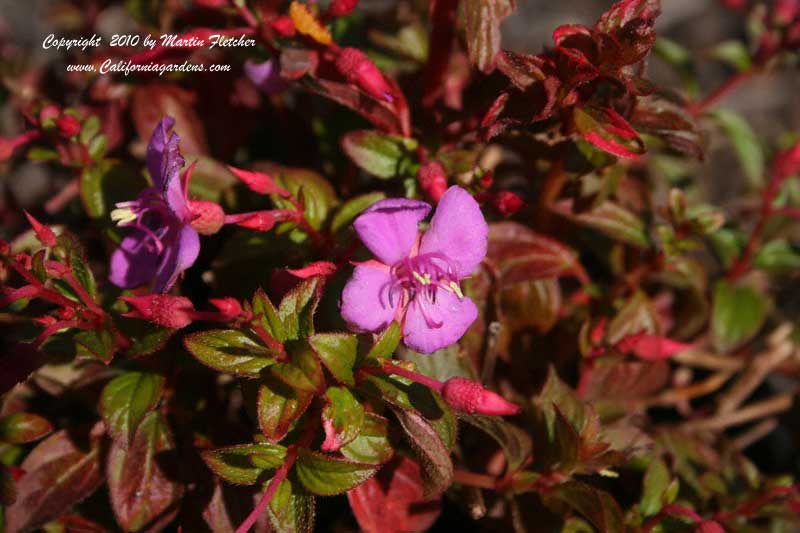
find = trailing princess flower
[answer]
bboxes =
[109,117,201,293]
[340,186,488,354]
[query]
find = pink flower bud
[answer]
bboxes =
[39,105,60,127]
[417,161,448,202]
[441,377,521,416]
[271,16,296,37]
[336,47,394,103]
[327,0,359,17]
[121,295,195,329]
[55,115,81,139]
[478,171,494,190]
[209,297,243,319]
[491,191,524,217]
[189,200,225,235]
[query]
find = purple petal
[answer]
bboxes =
[340,264,399,333]
[153,224,200,293]
[419,186,488,278]
[245,59,287,95]
[402,290,478,354]
[146,117,188,220]
[109,233,159,289]
[353,198,431,266]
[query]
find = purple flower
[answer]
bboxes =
[244,59,287,95]
[340,186,488,354]
[109,117,199,293]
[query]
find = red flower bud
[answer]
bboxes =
[491,191,524,217]
[417,161,448,202]
[55,115,81,138]
[441,377,521,416]
[327,0,359,17]
[39,105,60,127]
[271,16,296,37]
[478,171,494,190]
[24,211,58,247]
[121,295,195,329]
[336,47,394,103]
[189,200,226,235]
[209,297,243,319]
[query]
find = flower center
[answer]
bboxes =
[110,189,172,254]
[385,252,464,329]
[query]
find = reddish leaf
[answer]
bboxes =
[347,456,441,533]
[463,0,516,73]
[108,412,183,532]
[6,428,103,532]
[131,83,208,157]
[594,0,661,33]
[303,79,404,135]
[574,106,645,159]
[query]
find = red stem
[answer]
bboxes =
[381,361,444,392]
[689,69,755,117]
[63,273,104,316]
[235,420,317,533]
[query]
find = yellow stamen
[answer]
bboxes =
[413,272,431,285]
[110,207,137,226]
[449,281,464,299]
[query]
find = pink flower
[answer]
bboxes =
[340,186,488,354]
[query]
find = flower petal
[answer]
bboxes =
[402,290,478,354]
[109,233,159,289]
[340,264,400,333]
[353,198,431,265]
[245,59,287,95]
[146,117,188,219]
[153,224,200,293]
[419,186,488,278]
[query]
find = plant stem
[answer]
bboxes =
[381,361,443,392]
[453,469,498,490]
[688,69,755,117]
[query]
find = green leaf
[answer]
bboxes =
[340,413,394,465]
[0,413,52,445]
[252,288,286,343]
[268,476,315,533]
[711,280,769,353]
[118,320,175,358]
[552,200,650,248]
[270,164,338,232]
[100,371,165,446]
[257,377,314,442]
[640,458,671,516]
[754,239,800,275]
[392,408,454,497]
[711,109,764,187]
[341,130,417,179]
[295,449,377,496]
[74,328,115,363]
[184,329,276,377]
[460,414,532,471]
[79,161,143,219]
[310,333,357,385]
[709,40,752,72]
[322,387,365,450]
[271,342,324,394]
[606,291,660,344]
[278,277,321,341]
[573,106,646,159]
[366,322,402,360]
[534,367,587,434]
[107,412,183,531]
[201,443,288,485]
[463,0,515,73]
[552,481,625,533]
[331,192,386,234]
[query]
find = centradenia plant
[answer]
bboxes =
[1,0,799,531]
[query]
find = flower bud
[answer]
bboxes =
[189,200,226,235]
[209,297,243,319]
[271,15,296,37]
[441,377,521,416]
[491,191,524,217]
[55,115,81,139]
[327,0,359,17]
[39,105,60,128]
[336,47,394,103]
[417,161,448,202]
[121,294,195,329]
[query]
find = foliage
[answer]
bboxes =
[0,0,799,531]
